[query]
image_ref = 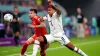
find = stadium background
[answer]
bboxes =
[0,0,100,56]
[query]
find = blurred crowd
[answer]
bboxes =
[0,0,100,39]
[0,0,47,39]
[63,8,100,38]
[0,0,46,11]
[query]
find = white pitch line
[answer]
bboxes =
[7,40,100,56]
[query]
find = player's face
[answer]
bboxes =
[14,8,18,13]
[77,8,81,14]
[29,11,36,18]
[48,8,55,16]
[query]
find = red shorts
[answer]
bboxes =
[31,34,49,52]
[31,34,42,40]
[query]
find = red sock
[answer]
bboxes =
[40,50,46,56]
[41,52,46,56]
[40,42,46,56]
[20,41,30,55]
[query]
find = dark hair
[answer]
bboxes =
[14,6,18,9]
[30,9,37,14]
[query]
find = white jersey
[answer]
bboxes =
[43,12,70,44]
[46,12,64,35]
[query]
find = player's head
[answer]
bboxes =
[48,5,57,16]
[29,9,37,18]
[14,6,18,13]
[77,7,81,14]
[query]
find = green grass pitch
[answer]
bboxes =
[0,35,100,56]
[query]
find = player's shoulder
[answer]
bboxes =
[34,15,40,19]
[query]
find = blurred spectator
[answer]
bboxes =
[0,23,5,38]
[6,23,13,37]
[69,15,77,29]
[76,7,85,38]
[69,15,77,36]
[92,17,97,27]
[83,17,88,28]
[96,16,100,34]
[10,6,21,46]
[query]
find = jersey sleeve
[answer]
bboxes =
[43,16,48,20]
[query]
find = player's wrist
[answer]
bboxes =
[34,25,38,28]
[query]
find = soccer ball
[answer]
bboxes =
[4,14,13,22]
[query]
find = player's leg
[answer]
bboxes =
[14,31,19,46]
[12,24,20,46]
[77,24,81,38]
[32,40,40,56]
[34,34,53,56]
[80,24,85,38]
[60,35,87,56]
[40,42,49,56]
[11,23,20,46]
[20,37,34,56]
[36,34,54,44]
[65,42,87,56]
[40,42,47,56]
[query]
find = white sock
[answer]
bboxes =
[74,47,87,56]
[32,40,40,56]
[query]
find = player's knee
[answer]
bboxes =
[14,32,19,36]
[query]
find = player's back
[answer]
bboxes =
[31,15,48,36]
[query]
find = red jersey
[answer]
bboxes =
[31,15,47,37]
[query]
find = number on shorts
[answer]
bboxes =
[61,37,65,43]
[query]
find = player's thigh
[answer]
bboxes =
[58,34,70,45]
[45,34,54,43]
[27,36,35,44]
[31,34,37,40]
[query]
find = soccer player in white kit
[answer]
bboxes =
[36,0,88,56]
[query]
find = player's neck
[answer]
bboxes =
[33,15,37,18]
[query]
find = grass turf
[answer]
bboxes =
[0,35,100,56]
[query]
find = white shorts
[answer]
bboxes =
[44,33,70,45]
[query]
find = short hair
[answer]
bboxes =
[30,9,37,14]
[14,6,18,9]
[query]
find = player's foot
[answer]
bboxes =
[82,54,88,56]
[83,55,88,56]
[20,54,28,56]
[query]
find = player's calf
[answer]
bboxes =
[20,41,30,55]
[65,42,88,56]
[32,40,40,56]
[40,42,47,56]
[20,37,34,55]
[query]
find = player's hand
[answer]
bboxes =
[28,24,35,28]
[18,18,22,24]
[48,0,51,2]
[40,17,44,22]
[48,0,53,4]
[12,19,16,22]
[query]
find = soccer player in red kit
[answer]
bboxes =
[20,9,48,56]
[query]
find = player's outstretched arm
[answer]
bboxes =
[48,0,61,15]
[35,22,45,28]
[28,22,45,28]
